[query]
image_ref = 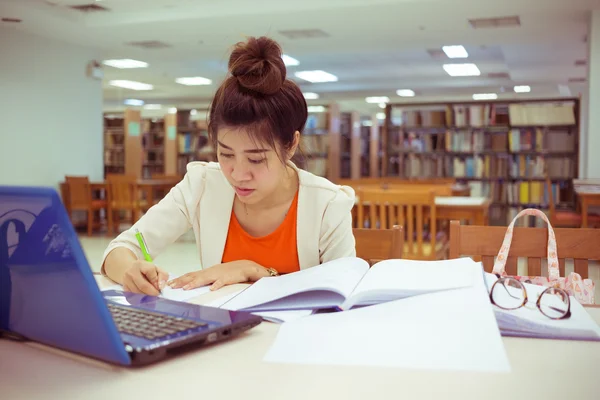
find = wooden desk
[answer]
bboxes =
[2,276,598,400]
[579,192,600,228]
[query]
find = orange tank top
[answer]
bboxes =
[221,191,300,274]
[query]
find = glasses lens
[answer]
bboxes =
[491,277,525,310]
[538,288,570,319]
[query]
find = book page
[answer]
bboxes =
[343,258,480,309]
[101,273,211,303]
[223,257,369,311]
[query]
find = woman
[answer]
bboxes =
[101,36,356,295]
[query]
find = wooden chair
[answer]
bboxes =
[65,176,107,236]
[356,188,446,260]
[106,174,144,235]
[545,174,600,228]
[449,220,600,278]
[353,225,403,265]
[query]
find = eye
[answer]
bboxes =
[219,152,234,158]
[248,158,265,165]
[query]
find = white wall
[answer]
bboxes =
[588,10,600,179]
[0,28,104,187]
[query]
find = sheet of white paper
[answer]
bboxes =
[264,283,511,372]
[344,257,480,309]
[206,290,244,308]
[435,196,487,206]
[253,310,315,324]
[206,290,314,323]
[101,273,211,303]
[224,257,369,311]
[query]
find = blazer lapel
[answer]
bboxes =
[199,168,234,269]
[294,166,320,270]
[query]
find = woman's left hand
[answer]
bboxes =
[167,260,270,291]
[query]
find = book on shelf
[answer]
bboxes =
[508,103,576,126]
[222,257,482,312]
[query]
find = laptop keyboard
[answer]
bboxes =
[107,303,208,341]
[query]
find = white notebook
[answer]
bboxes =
[222,257,481,312]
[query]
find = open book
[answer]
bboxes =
[223,257,482,312]
[484,273,600,341]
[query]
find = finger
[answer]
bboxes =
[210,279,225,291]
[123,278,142,294]
[141,264,160,291]
[132,271,160,296]
[183,273,216,290]
[157,268,169,290]
[168,273,195,289]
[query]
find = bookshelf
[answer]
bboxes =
[298,108,330,178]
[141,118,165,179]
[103,114,125,177]
[103,108,143,178]
[176,109,214,176]
[383,98,580,225]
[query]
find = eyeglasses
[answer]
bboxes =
[489,275,571,320]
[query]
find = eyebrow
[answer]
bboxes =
[217,141,270,154]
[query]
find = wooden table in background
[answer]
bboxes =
[579,193,600,228]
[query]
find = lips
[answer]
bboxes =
[235,187,255,197]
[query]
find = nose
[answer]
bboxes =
[230,159,252,182]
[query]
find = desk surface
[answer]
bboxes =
[1,276,599,400]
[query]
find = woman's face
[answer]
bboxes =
[217,127,291,205]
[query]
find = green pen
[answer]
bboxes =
[134,228,161,293]
[134,228,153,262]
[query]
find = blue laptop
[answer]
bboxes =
[0,186,262,366]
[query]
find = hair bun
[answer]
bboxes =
[229,36,286,96]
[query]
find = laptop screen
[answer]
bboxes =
[0,186,130,365]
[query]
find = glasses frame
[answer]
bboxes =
[489,275,572,320]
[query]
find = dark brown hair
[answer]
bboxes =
[208,36,308,161]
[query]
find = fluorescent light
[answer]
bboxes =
[366,96,390,104]
[124,99,144,106]
[514,85,531,93]
[294,70,338,83]
[103,59,148,69]
[376,112,386,120]
[307,106,326,113]
[282,55,299,66]
[190,109,198,115]
[472,93,498,100]
[362,120,373,127]
[109,80,153,91]
[303,92,319,100]
[175,76,212,86]
[144,104,162,110]
[442,45,468,58]
[168,107,178,114]
[396,89,415,97]
[379,103,387,109]
[443,63,481,77]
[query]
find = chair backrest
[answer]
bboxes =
[449,220,600,279]
[106,174,137,208]
[353,225,403,265]
[65,176,91,209]
[356,188,437,260]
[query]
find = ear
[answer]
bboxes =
[286,131,300,160]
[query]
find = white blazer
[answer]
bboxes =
[101,161,356,273]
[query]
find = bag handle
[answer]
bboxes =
[491,208,560,281]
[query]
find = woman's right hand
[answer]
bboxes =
[122,260,169,296]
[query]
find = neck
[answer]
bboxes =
[244,165,297,212]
